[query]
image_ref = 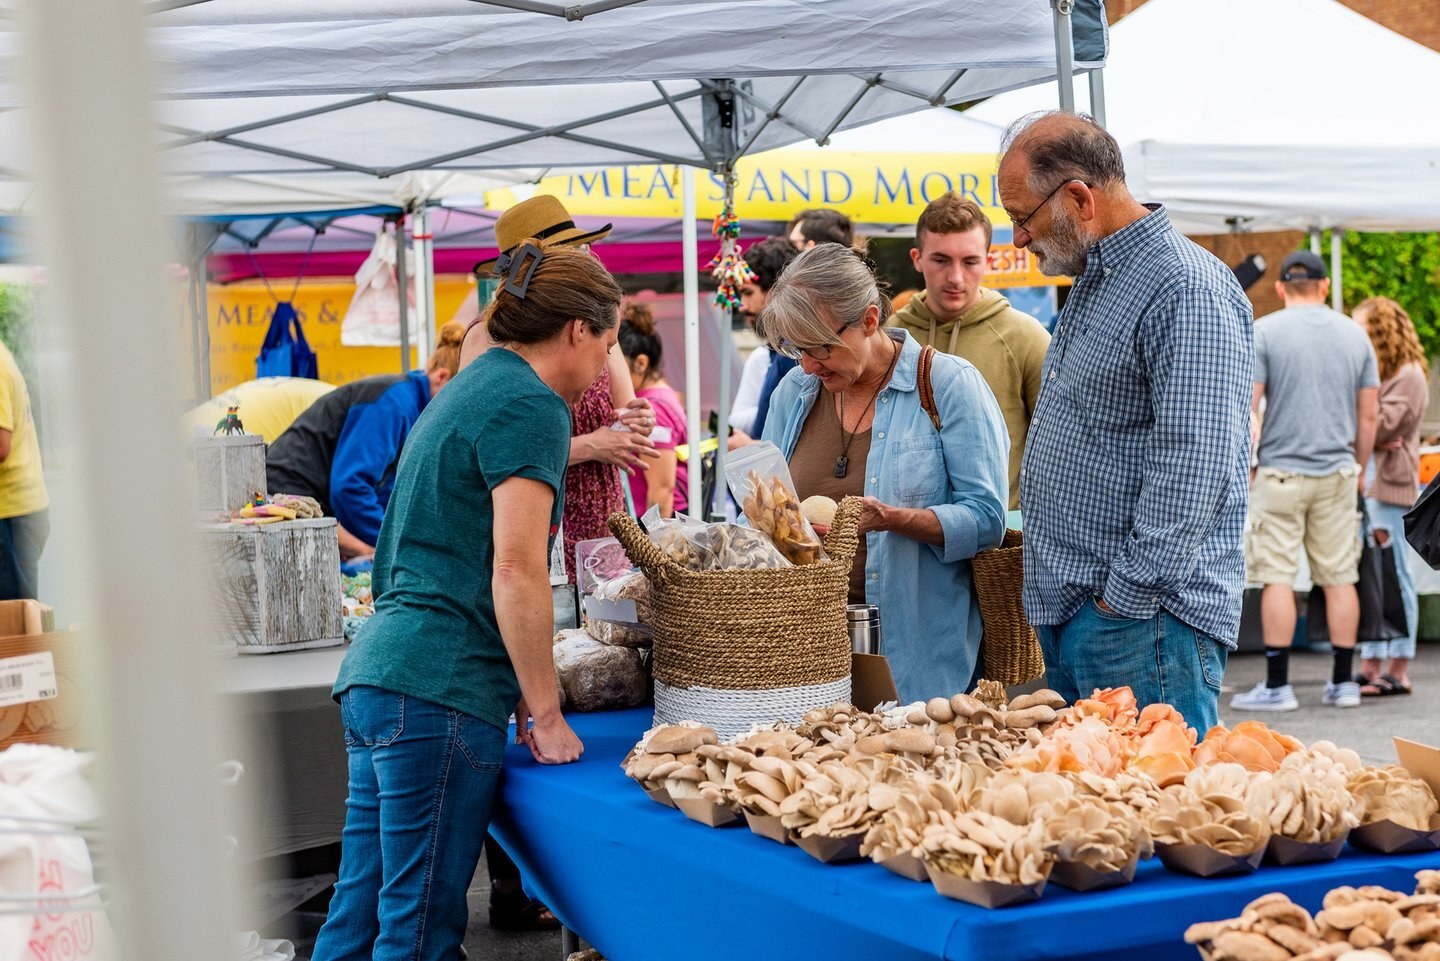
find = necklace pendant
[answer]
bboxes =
[833,454,849,479]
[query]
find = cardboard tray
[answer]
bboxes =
[879,853,929,882]
[644,785,677,809]
[673,797,742,828]
[925,863,1047,908]
[1265,833,1348,866]
[1349,815,1440,855]
[744,811,795,845]
[1049,851,1139,892]
[794,833,865,864]
[1154,842,1264,878]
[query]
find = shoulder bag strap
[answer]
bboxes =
[918,344,943,433]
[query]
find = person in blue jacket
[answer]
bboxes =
[265,321,465,558]
[759,243,1009,701]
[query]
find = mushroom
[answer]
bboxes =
[646,724,719,755]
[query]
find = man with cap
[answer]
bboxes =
[1232,250,1379,712]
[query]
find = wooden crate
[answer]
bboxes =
[201,518,344,653]
[193,434,266,514]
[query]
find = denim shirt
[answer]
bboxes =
[762,330,1009,702]
[1019,205,1253,643]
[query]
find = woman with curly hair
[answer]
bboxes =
[1356,296,1429,696]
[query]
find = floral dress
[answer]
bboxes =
[562,366,625,582]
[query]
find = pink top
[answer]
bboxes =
[628,384,689,516]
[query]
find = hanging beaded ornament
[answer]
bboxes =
[706,204,757,311]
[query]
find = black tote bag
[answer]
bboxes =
[1404,472,1440,569]
[1307,503,1408,645]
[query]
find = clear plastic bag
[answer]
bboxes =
[552,628,650,712]
[723,441,828,566]
[641,505,791,572]
[583,568,653,647]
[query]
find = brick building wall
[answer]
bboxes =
[1101,0,1435,320]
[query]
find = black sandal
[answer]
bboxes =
[488,887,561,931]
[1360,674,1412,697]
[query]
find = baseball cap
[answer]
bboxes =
[1279,250,1327,282]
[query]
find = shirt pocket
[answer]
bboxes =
[889,435,946,507]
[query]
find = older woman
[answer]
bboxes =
[314,242,623,961]
[1355,296,1429,697]
[759,243,1009,702]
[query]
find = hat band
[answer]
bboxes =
[530,219,579,241]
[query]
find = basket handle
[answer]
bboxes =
[608,511,680,584]
[823,496,863,565]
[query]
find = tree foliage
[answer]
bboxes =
[0,282,37,389]
[1327,230,1440,358]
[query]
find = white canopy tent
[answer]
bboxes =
[969,0,1440,237]
[1,0,1108,514]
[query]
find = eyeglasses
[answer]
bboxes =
[775,318,858,361]
[1010,178,1086,235]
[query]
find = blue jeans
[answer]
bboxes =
[1035,599,1229,733]
[1362,497,1418,662]
[312,686,507,961]
[0,510,47,601]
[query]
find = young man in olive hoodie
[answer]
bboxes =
[888,192,1051,510]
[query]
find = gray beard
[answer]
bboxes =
[1032,209,1093,278]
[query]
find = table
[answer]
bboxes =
[491,708,1440,961]
[216,647,349,861]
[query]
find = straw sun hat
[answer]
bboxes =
[471,195,612,276]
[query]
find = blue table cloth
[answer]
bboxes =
[491,708,1440,961]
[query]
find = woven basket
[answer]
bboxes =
[971,529,1045,687]
[608,498,861,737]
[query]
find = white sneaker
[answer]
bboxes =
[1230,682,1299,712]
[1322,681,1362,707]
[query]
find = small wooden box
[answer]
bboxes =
[201,518,344,654]
[193,434,267,514]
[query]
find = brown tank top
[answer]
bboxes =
[788,394,870,603]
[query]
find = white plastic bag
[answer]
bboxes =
[340,230,418,347]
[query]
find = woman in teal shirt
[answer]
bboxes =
[759,244,1009,702]
[314,243,624,961]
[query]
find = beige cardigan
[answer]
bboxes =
[1371,361,1429,507]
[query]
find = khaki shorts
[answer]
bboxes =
[1246,466,1362,586]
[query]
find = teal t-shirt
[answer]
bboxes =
[333,348,571,728]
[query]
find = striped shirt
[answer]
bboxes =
[1019,206,1253,643]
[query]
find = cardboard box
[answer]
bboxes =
[673,797,741,827]
[1348,737,1440,853]
[850,653,898,713]
[925,863,1048,908]
[744,811,794,845]
[794,833,865,864]
[879,853,929,882]
[1050,851,1138,891]
[1265,833,1347,866]
[0,600,85,752]
[1154,842,1263,878]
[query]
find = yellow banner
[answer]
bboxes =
[985,243,1068,290]
[489,154,1007,226]
[200,279,474,396]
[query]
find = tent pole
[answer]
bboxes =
[1051,0,1076,112]
[1087,68,1107,127]
[1331,229,1343,312]
[683,166,703,516]
[186,229,206,403]
[1309,229,1322,256]
[394,217,412,373]
[414,205,435,364]
[711,170,737,522]
[195,244,210,396]
[17,1,233,960]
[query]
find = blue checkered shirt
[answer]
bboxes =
[1019,206,1254,643]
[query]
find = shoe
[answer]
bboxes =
[1230,682,1298,712]
[1322,681,1362,707]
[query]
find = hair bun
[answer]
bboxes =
[623,301,656,335]
[436,320,468,347]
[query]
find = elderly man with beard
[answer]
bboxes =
[997,111,1253,732]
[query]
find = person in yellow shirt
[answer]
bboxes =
[888,192,1051,510]
[0,341,48,600]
